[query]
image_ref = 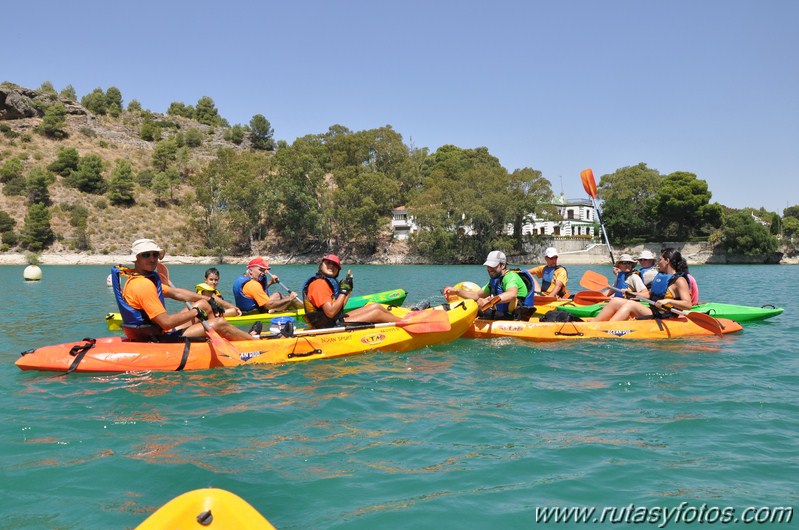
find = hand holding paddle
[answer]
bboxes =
[579,271,724,336]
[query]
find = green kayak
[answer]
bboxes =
[560,300,784,322]
[105,288,408,331]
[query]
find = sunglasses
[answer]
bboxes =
[139,252,160,259]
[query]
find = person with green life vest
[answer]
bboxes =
[443,250,537,320]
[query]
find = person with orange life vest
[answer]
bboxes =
[527,247,570,299]
[301,254,401,328]
[113,238,252,341]
[594,248,695,321]
[232,257,302,314]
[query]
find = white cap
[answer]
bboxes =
[131,238,164,259]
[483,250,507,267]
[616,254,635,263]
[544,247,558,258]
[637,250,656,260]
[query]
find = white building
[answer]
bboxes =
[391,206,416,240]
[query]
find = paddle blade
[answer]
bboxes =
[481,295,502,311]
[580,270,611,292]
[533,295,559,305]
[686,311,724,337]
[580,168,597,198]
[205,326,243,367]
[573,291,610,305]
[396,309,451,333]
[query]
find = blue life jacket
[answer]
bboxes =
[232,274,268,313]
[302,274,343,328]
[649,272,675,302]
[111,265,164,326]
[540,265,566,296]
[488,269,536,314]
[613,270,638,298]
[639,266,658,287]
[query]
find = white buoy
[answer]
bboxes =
[23,265,42,281]
[106,274,112,287]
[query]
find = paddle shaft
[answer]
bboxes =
[581,169,615,264]
[265,271,293,294]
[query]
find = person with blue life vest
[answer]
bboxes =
[527,247,570,299]
[232,257,302,314]
[114,239,252,341]
[594,248,693,321]
[636,249,659,287]
[442,250,536,319]
[302,254,401,328]
[609,254,646,298]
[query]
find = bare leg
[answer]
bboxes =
[345,303,401,324]
[593,297,628,321]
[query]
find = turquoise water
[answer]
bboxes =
[1,264,797,529]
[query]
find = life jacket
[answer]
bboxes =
[639,266,658,287]
[232,274,268,313]
[677,272,700,306]
[613,270,639,298]
[540,265,568,298]
[302,274,344,328]
[488,269,536,315]
[195,282,221,297]
[111,265,164,327]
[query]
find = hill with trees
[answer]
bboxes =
[1,81,796,263]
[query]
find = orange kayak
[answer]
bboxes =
[465,315,742,341]
[16,301,478,373]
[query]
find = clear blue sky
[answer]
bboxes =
[4,0,797,213]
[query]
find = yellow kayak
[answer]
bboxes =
[136,488,275,529]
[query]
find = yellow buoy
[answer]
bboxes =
[23,265,42,281]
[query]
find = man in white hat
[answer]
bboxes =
[443,250,537,319]
[527,247,570,299]
[610,254,646,298]
[636,250,658,287]
[113,238,253,341]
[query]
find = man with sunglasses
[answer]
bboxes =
[113,239,253,341]
[232,257,302,314]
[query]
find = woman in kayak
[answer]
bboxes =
[593,248,692,321]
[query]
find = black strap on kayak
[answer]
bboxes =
[176,338,191,371]
[67,338,97,374]
[553,322,584,336]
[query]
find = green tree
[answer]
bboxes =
[68,154,106,193]
[167,102,195,119]
[195,96,221,126]
[0,210,15,232]
[249,114,275,150]
[506,167,556,251]
[783,216,799,239]
[48,147,80,176]
[152,139,178,172]
[105,86,123,117]
[127,99,142,112]
[596,163,662,243]
[107,159,136,206]
[184,128,204,147]
[26,166,55,206]
[720,210,778,256]
[59,84,77,101]
[68,204,91,250]
[1,157,24,183]
[783,205,799,220]
[39,81,57,95]
[150,172,170,206]
[140,121,160,141]
[224,124,246,145]
[37,102,68,138]
[650,172,722,240]
[770,213,782,235]
[21,202,54,251]
[81,87,108,115]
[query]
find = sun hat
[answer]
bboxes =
[248,257,270,270]
[616,253,635,264]
[131,238,164,259]
[483,250,507,267]
[322,254,341,268]
[544,247,558,258]
[637,250,656,260]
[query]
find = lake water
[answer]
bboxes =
[1,263,796,529]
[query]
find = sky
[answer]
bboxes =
[3,0,797,213]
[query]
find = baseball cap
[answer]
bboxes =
[544,247,558,258]
[616,254,635,264]
[248,257,270,270]
[637,250,656,260]
[131,238,165,259]
[483,250,507,267]
[322,254,341,268]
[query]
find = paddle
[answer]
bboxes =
[265,270,293,295]
[260,308,452,338]
[579,271,724,336]
[573,291,611,305]
[580,168,615,264]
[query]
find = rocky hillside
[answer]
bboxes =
[0,83,251,257]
